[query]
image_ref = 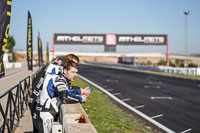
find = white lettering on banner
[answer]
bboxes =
[118,36,165,44]
[57,35,104,43]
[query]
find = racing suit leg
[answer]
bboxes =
[40,112,54,133]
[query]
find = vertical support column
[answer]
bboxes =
[52,37,55,58]
[166,36,169,66]
[184,10,190,67]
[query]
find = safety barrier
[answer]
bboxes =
[0,76,30,133]
[158,66,200,75]
[58,103,97,133]
[89,62,200,75]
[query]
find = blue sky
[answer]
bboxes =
[9,0,200,54]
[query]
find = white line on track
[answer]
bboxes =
[102,85,107,88]
[144,85,160,88]
[106,89,113,91]
[180,128,192,133]
[151,96,172,100]
[151,114,163,119]
[121,98,131,102]
[106,79,119,82]
[113,93,121,96]
[148,82,162,85]
[133,105,144,109]
[78,74,176,133]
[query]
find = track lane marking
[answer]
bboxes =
[113,92,121,96]
[148,82,162,85]
[151,114,163,119]
[134,105,144,109]
[78,74,176,133]
[121,98,131,102]
[180,128,192,133]
[144,85,160,88]
[150,96,172,100]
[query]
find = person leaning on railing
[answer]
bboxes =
[29,54,80,116]
[29,57,63,117]
[32,60,91,133]
[29,54,80,132]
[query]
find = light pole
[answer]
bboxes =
[184,10,190,67]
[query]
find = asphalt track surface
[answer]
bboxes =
[79,64,200,133]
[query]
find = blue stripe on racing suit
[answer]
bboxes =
[47,78,55,98]
[51,67,56,74]
[68,89,82,102]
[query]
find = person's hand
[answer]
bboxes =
[81,95,87,103]
[82,87,91,96]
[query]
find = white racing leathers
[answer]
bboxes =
[32,73,82,133]
[29,63,63,116]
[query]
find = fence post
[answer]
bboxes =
[0,104,13,133]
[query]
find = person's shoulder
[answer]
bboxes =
[53,74,67,83]
[48,63,63,69]
[48,63,57,67]
[45,73,65,82]
[52,73,65,79]
[46,63,55,71]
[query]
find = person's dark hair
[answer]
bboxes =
[63,60,79,70]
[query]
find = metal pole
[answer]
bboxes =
[166,36,169,66]
[53,37,55,58]
[184,10,190,67]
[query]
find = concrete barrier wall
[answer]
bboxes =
[158,66,200,75]
[4,61,36,69]
[90,62,200,75]
[4,62,23,68]
[60,103,97,133]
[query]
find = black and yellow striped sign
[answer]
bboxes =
[38,33,43,67]
[27,11,33,70]
[0,0,12,78]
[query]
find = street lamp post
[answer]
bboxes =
[184,10,190,67]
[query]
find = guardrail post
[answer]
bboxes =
[9,92,13,131]
[0,104,13,133]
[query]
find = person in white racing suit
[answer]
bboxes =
[29,55,80,116]
[32,60,91,133]
[29,57,63,116]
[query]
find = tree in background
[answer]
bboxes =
[158,59,197,68]
[188,63,198,68]
[175,59,184,67]
[6,35,15,53]
[6,35,16,62]
[158,59,166,66]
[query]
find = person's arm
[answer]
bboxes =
[67,88,88,103]
[70,86,91,96]
[54,76,86,103]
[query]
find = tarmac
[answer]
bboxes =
[14,108,33,133]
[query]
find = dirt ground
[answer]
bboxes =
[79,56,118,64]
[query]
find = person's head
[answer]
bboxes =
[65,54,79,64]
[52,57,63,65]
[63,60,79,81]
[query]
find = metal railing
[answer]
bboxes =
[0,76,30,133]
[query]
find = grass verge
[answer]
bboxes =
[72,77,155,133]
